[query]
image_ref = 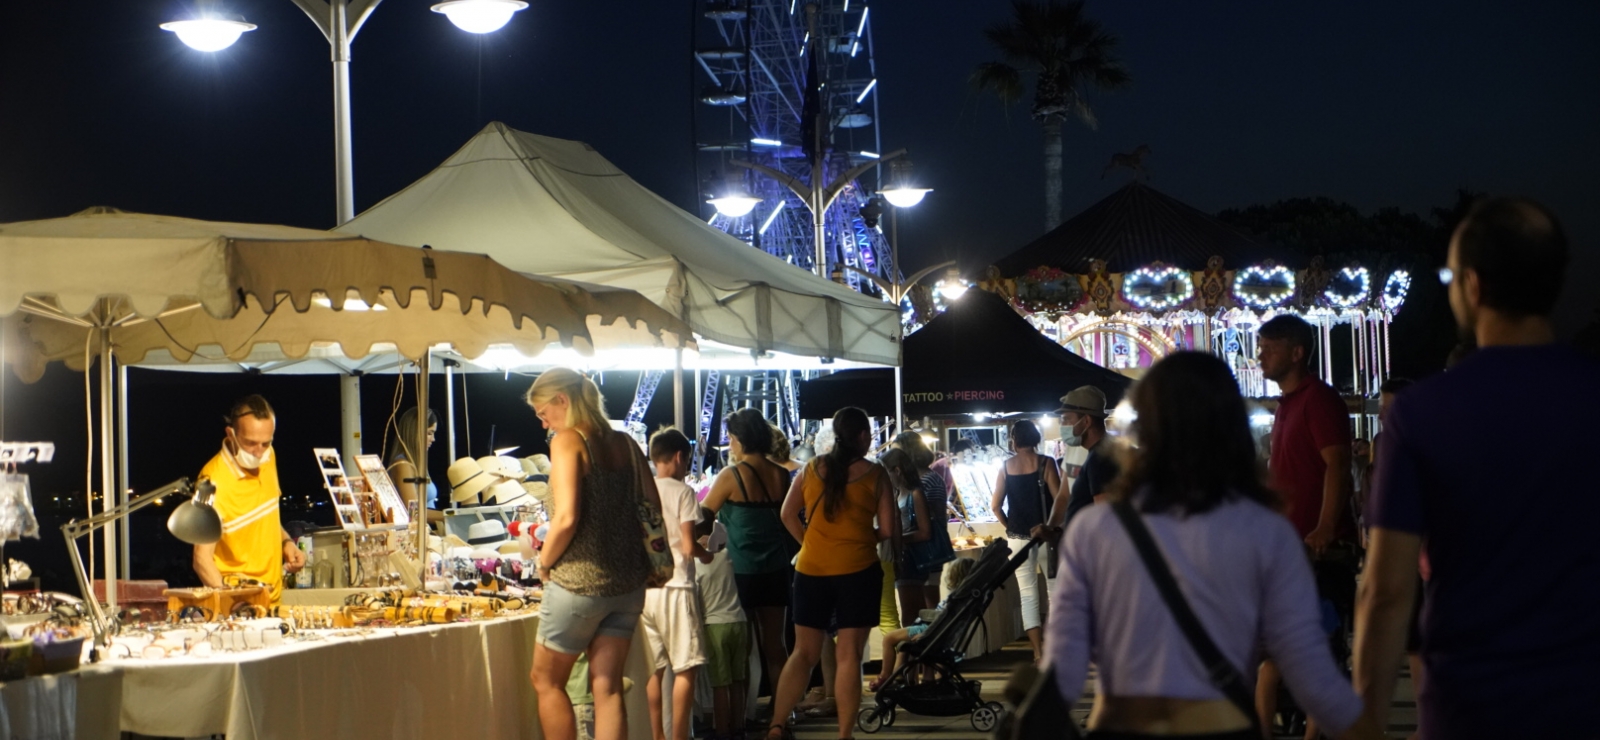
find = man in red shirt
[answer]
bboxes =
[1255,313,1354,738]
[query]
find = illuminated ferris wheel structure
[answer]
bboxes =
[692,0,893,288]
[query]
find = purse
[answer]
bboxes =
[905,488,956,573]
[1109,499,1261,732]
[1037,457,1060,579]
[620,431,674,588]
[1006,661,1084,739]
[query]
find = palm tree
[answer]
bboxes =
[973,0,1131,231]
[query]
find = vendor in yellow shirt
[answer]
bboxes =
[191,395,305,603]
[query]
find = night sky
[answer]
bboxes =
[1,2,1596,586]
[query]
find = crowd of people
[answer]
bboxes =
[511,196,1595,740]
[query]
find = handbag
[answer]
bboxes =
[1005,662,1084,739]
[1037,457,1060,579]
[905,489,956,573]
[1109,499,1261,731]
[621,432,674,588]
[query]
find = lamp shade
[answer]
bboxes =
[167,480,222,545]
[160,19,256,52]
[430,0,529,34]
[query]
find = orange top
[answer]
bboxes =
[795,460,884,577]
[200,446,285,603]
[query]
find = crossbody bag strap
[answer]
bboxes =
[1109,500,1260,730]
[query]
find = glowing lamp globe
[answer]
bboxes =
[880,187,931,208]
[160,19,257,52]
[708,195,761,218]
[431,0,529,34]
[937,268,968,300]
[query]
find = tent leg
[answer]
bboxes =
[340,375,361,475]
[894,365,903,438]
[415,353,431,586]
[445,362,457,461]
[673,349,684,431]
[117,363,130,581]
[98,324,117,610]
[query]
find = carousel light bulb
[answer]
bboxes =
[160,18,256,52]
[708,194,761,218]
[431,0,529,34]
[1323,266,1372,308]
[1123,264,1195,311]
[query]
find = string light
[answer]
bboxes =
[1323,266,1371,308]
[1381,270,1411,312]
[1232,264,1296,309]
[1122,264,1194,311]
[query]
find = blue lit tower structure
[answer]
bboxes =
[692,0,892,290]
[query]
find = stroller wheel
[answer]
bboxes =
[971,702,1004,732]
[856,706,887,734]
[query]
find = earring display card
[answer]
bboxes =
[314,448,364,531]
[354,455,410,528]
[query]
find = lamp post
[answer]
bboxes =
[162,0,526,491]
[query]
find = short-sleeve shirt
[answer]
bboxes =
[1269,376,1352,539]
[695,550,745,624]
[1064,442,1119,526]
[655,476,702,588]
[201,446,284,603]
[1368,344,1600,739]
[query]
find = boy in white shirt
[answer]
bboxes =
[644,428,712,740]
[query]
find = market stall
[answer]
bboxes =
[0,208,689,739]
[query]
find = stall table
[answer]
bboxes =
[0,666,120,740]
[111,612,655,740]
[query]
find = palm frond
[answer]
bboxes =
[970,62,1025,104]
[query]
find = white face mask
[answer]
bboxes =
[229,431,271,469]
[1062,416,1087,447]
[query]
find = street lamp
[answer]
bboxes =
[161,0,528,224]
[879,158,931,208]
[707,173,762,219]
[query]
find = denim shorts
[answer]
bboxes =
[537,581,646,655]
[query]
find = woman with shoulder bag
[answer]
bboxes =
[990,419,1062,663]
[1044,353,1384,740]
[526,368,662,740]
[882,448,932,628]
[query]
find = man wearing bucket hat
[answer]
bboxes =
[1044,385,1120,536]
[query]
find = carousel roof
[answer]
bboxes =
[994,181,1277,274]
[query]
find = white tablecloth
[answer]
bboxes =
[0,666,120,740]
[112,613,656,740]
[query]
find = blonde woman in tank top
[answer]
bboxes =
[526,368,662,740]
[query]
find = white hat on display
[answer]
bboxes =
[447,458,494,504]
[483,478,532,508]
[465,519,510,547]
[477,456,527,482]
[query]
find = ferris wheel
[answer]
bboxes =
[692,0,894,289]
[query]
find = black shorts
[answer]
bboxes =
[735,567,792,610]
[791,563,882,630]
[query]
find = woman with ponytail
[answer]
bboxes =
[766,407,898,740]
[525,368,661,740]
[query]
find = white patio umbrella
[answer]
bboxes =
[0,208,691,601]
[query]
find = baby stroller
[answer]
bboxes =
[857,537,1040,734]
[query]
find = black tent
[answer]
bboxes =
[800,290,1131,418]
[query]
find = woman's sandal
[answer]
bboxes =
[763,724,794,740]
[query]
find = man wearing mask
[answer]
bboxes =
[191,395,304,603]
[1033,385,1118,541]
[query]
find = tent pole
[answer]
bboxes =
[445,361,457,461]
[894,366,903,438]
[98,320,117,609]
[340,376,361,477]
[331,0,355,225]
[673,349,684,431]
[415,352,431,586]
[117,363,130,581]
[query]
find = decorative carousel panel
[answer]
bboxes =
[1323,265,1371,309]
[1233,263,1297,309]
[1015,266,1084,317]
[1121,263,1195,312]
[1381,270,1411,313]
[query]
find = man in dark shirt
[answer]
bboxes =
[1354,197,1600,739]
[1255,314,1354,738]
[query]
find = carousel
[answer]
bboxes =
[984,182,1411,406]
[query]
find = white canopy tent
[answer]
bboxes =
[340,122,901,367]
[0,208,691,604]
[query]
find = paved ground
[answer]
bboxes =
[782,641,1419,740]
